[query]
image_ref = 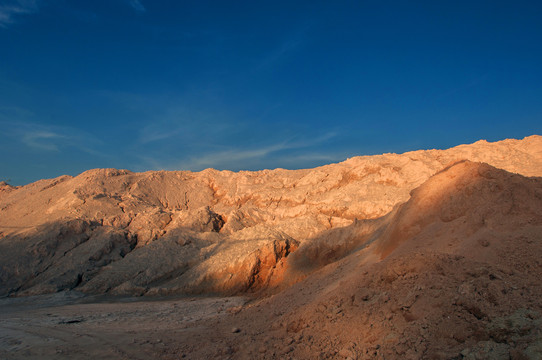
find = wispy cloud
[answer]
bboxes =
[21,130,64,151]
[0,112,106,156]
[254,25,311,72]
[137,106,237,144]
[172,132,338,171]
[0,0,39,28]
[178,143,292,170]
[140,124,182,144]
[128,0,145,13]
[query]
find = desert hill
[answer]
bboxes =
[0,136,541,359]
[177,160,542,359]
[0,135,541,298]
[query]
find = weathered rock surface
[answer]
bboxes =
[191,160,542,359]
[0,135,541,297]
[0,136,541,360]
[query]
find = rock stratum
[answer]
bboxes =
[0,135,541,299]
[1,135,542,359]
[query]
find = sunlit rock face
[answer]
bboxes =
[206,160,542,359]
[0,135,541,297]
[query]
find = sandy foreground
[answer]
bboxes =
[0,292,251,359]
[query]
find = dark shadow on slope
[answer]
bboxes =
[279,211,393,281]
[273,161,542,295]
[0,219,136,297]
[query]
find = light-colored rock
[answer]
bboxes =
[1,152,542,359]
[0,135,541,297]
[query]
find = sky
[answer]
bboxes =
[1,0,541,185]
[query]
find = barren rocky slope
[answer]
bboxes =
[0,135,541,297]
[2,159,540,360]
[1,136,541,359]
[174,160,542,359]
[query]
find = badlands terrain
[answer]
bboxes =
[0,135,541,359]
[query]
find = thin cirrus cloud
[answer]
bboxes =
[128,0,145,13]
[170,132,339,171]
[137,106,239,145]
[139,120,233,145]
[0,118,106,156]
[0,0,39,28]
[181,143,296,169]
[21,130,65,152]
[139,123,184,144]
[0,0,145,28]
[253,26,310,72]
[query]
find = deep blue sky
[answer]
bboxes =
[1,1,541,185]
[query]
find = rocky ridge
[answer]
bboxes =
[0,135,541,298]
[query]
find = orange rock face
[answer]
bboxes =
[1,136,542,359]
[0,135,541,298]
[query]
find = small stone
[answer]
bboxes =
[281,346,294,354]
[478,238,490,247]
[338,348,354,358]
[232,327,241,333]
